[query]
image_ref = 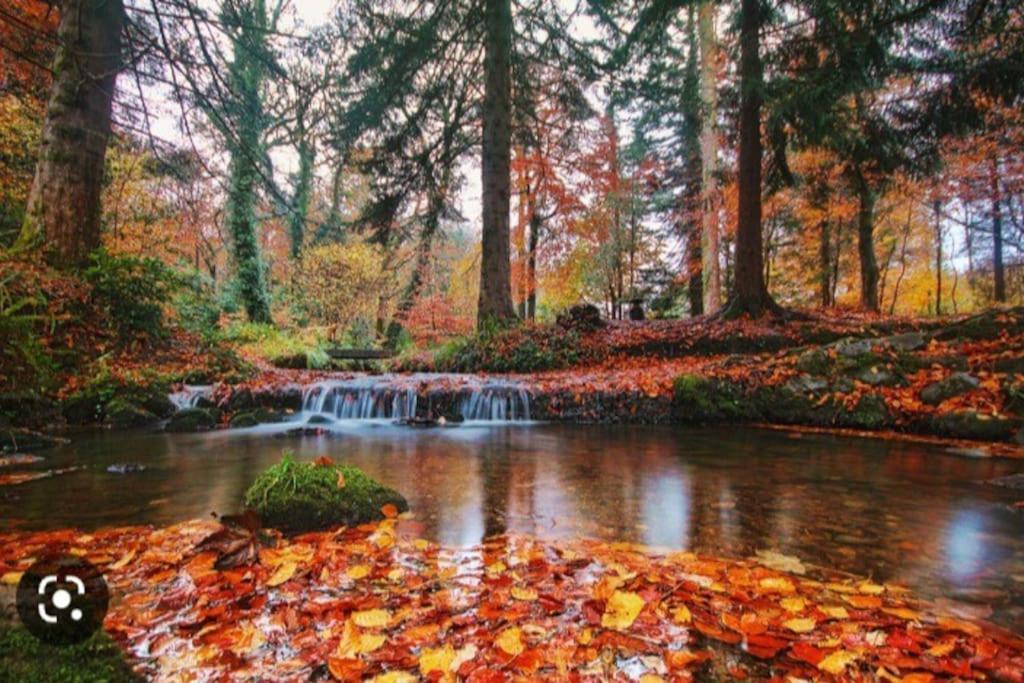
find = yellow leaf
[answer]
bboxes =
[336,620,387,658]
[347,564,370,580]
[413,538,430,551]
[672,605,692,624]
[369,673,416,683]
[858,581,885,595]
[780,597,806,613]
[266,561,297,587]
[511,586,538,601]
[783,617,816,633]
[818,650,857,675]
[495,627,524,656]
[387,568,404,582]
[419,645,455,675]
[926,638,956,657]
[577,628,593,645]
[821,606,849,619]
[759,577,796,594]
[601,590,645,630]
[640,676,665,683]
[1,571,23,586]
[486,561,506,576]
[352,609,391,628]
[881,606,920,620]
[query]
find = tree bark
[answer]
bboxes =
[854,176,879,312]
[818,219,832,308]
[933,199,942,315]
[526,197,540,320]
[989,157,1006,302]
[698,0,721,313]
[288,106,315,260]
[19,0,124,268]
[723,0,776,318]
[477,0,516,327]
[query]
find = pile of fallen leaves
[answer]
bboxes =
[2,517,1022,681]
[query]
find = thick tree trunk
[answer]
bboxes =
[698,0,721,313]
[19,0,124,268]
[989,157,1006,303]
[477,0,516,327]
[854,178,879,312]
[526,199,539,320]
[723,0,776,318]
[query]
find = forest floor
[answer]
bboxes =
[2,515,1024,681]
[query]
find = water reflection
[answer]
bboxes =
[0,422,1022,630]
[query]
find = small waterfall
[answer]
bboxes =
[458,383,531,421]
[302,378,418,420]
[299,375,532,423]
[169,385,213,410]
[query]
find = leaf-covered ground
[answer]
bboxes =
[2,517,1022,681]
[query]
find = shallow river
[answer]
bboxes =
[2,421,1022,630]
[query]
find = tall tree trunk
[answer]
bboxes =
[933,199,942,315]
[724,0,775,318]
[853,173,879,312]
[698,0,721,313]
[818,219,832,308]
[19,0,124,268]
[223,1,274,324]
[989,157,1006,303]
[288,108,315,260]
[477,0,516,327]
[683,6,703,316]
[526,197,540,320]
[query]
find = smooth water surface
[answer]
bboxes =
[2,421,1022,630]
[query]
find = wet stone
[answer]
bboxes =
[920,372,980,406]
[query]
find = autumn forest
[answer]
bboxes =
[1,0,1024,681]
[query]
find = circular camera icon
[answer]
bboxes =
[16,554,109,645]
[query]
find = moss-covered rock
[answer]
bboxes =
[0,428,62,453]
[229,409,282,428]
[920,372,980,406]
[244,454,408,533]
[924,411,1022,442]
[1005,378,1024,416]
[165,407,216,432]
[795,348,830,375]
[672,375,748,422]
[0,625,138,683]
[104,399,157,429]
[841,394,892,430]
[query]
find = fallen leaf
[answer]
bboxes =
[601,590,645,630]
[495,626,524,656]
[818,650,858,674]
[352,609,390,628]
[783,617,816,633]
[266,561,297,587]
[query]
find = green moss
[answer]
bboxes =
[672,375,748,422]
[165,407,216,432]
[244,453,408,533]
[104,398,156,428]
[0,625,138,683]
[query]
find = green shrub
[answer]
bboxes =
[224,322,330,370]
[174,270,220,338]
[435,323,583,373]
[244,452,408,533]
[84,249,178,341]
[0,266,52,388]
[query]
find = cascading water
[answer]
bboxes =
[169,385,213,410]
[457,383,531,421]
[302,377,419,420]
[299,375,532,423]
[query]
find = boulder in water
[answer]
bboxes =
[105,399,157,428]
[165,407,216,433]
[244,453,408,533]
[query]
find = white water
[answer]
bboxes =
[300,375,531,423]
[169,385,213,410]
